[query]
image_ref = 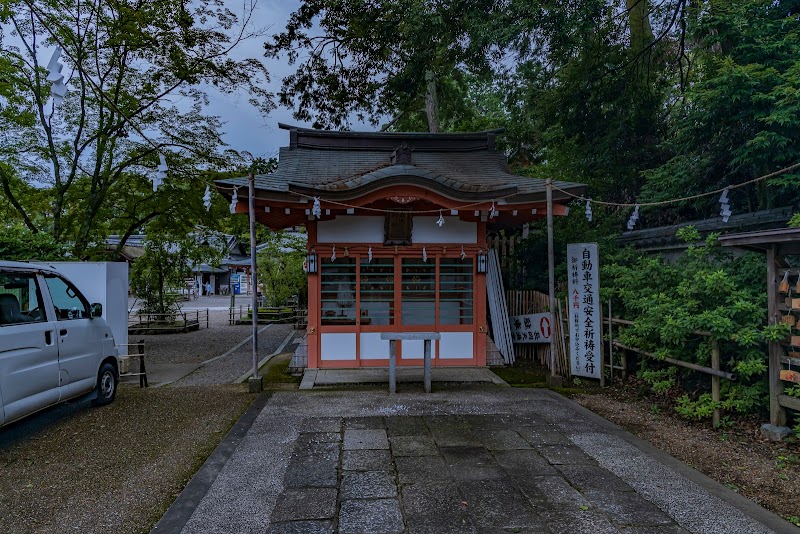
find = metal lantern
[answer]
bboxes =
[477,251,488,273]
[306,251,318,273]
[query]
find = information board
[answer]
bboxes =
[509,312,552,344]
[567,243,601,379]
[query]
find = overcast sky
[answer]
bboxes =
[207,0,377,161]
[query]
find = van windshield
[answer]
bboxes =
[0,271,46,325]
[44,275,89,320]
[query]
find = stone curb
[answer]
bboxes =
[151,393,272,533]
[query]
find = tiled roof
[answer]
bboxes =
[217,125,585,203]
[617,206,795,250]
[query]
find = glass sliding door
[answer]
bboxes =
[358,258,394,326]
[400,258,436,326]
[439,258,473,325]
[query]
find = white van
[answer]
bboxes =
[0,261,119,427]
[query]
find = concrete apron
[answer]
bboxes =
[153,388,797,534]
[302,367,510,389]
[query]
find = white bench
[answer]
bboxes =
[380,332,441,394]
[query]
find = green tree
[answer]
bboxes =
[0,0,272,256]
[642,0,800,220]
[0,224,69,260]
[256,231,307,307]
[129,230,224,317]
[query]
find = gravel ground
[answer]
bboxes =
[0,385,255,534]
[131,309,255,365]
[171,322,296,386]
[574,391,800,524]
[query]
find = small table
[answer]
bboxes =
[380,332,441,394]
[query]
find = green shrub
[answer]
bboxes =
[603,228,783,421]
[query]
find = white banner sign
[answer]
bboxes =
[509,313,552,344]
[567,243,601,379]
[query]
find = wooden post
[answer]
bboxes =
[711,338,720,428]
[249,173,259,382]
[424,339,432,394]
[546,179,557,379]
[389,340,397,394]
[766,246,787,426]
[607,299,613,385]
[137,339,148,388]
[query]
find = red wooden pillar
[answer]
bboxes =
[307,221,320,369]
[475,220,487,366]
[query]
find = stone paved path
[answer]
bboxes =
[156,388,796,534]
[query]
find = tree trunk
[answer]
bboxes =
[424,70,440,133]
[627,0,654,56]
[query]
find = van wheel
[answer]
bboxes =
[92,363,117,406]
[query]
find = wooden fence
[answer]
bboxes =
[505,289,570,376]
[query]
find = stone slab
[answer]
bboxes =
[555,464,635,493]
[760,424,792,441]
[283,459,338,488]
[343,428,389,450]
[338,499,404,534]
[458,479,545,530]
[494,449,558,477]
[478,429,533,450]
[270,488,337,522]
[401,482,476,534]
[341,471,397,500]
[342,450,392,472]
[440,446,504,481]
[385,415,428,437]
[584,489,675,526]
[300,417,342,433]
[299,369,316,390]
[268,520,335,534]
[395,455,451,484]
[536,444,599,465]
[389,435,438,456]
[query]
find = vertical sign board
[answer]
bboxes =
[567,243,601,379]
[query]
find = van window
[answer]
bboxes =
[0,271,47,325]
[44,275,89,320]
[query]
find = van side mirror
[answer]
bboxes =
[90,302,103,318]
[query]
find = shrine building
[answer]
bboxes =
[217,124,585,369]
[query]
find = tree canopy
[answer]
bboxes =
[267,0,800,219]
[0,0,272,257]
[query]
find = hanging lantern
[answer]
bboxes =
[312,197,322,218]
[229,187,238,214]
[626,205,640,231]
[719,187,731,222]
[305,251,318,273]
[585,199,592,222]
[46,47,68,106]
[476,251,488,273]
[368,245,373,263]
[422,246,427,263]
[437,210,445,227]
[331,245,336,262]
[202,186,212,211]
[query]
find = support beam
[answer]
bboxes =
[546,179,557,378]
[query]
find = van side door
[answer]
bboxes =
[0,270,60,424]
[43,274,103,397]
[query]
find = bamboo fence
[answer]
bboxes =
[505,289,570,376]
